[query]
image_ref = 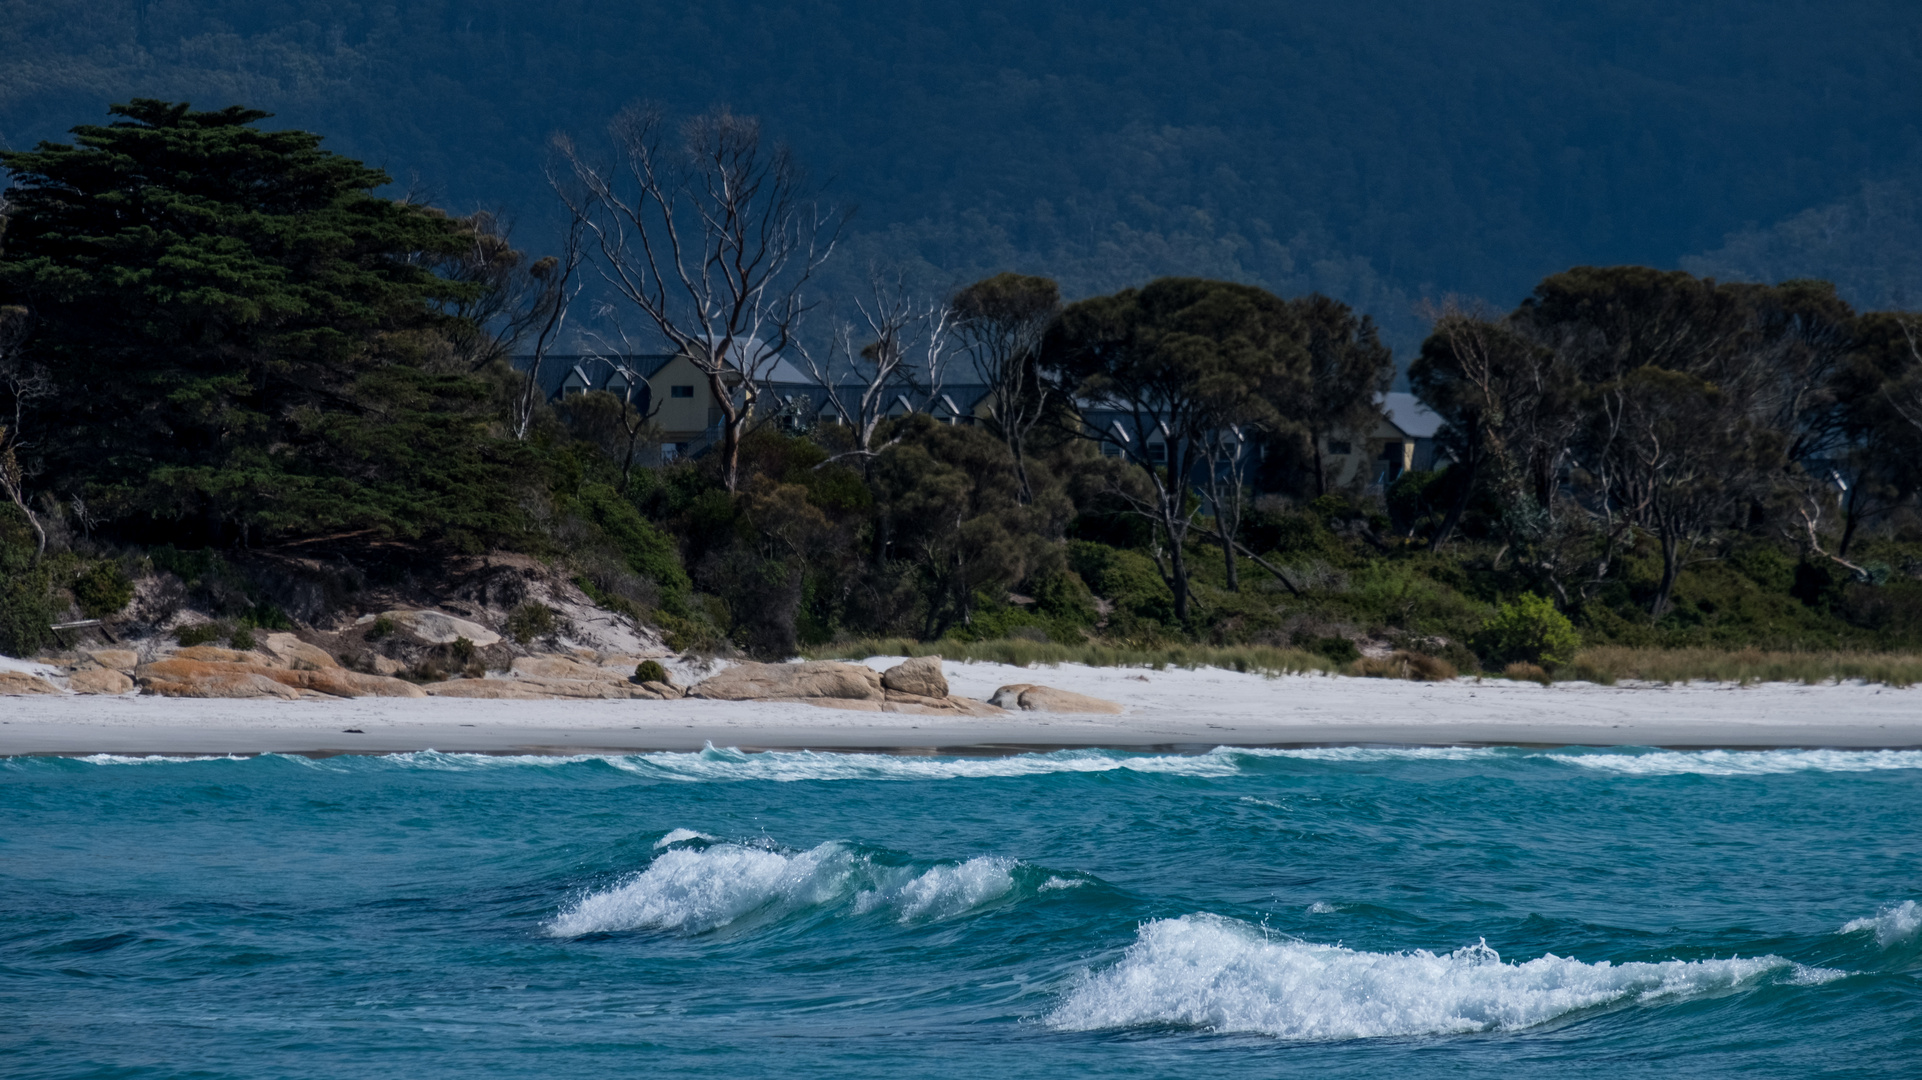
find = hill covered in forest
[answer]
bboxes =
[2,0,1918,353]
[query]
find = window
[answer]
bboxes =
[1100,441,1122,458]
[1148,441,1168,464]
[671,385,695,398]
[1327,439,1352,455]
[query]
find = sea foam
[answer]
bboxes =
[1050,914,1840,1040]
[1544,749,1922,777]
[1840,901,1921,948]
[550,840,1021,935]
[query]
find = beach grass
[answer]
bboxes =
[1561,646,1922,688]
[803,637,1339,677]
[806,637,1922,687]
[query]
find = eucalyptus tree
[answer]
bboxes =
[1047,278,1304,621]
[951,272,1061,504]
[1290,293,1394,497]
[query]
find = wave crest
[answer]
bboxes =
[550,840,1023,936]
[1050,914,1839,1040]
[1841,901,1920,948]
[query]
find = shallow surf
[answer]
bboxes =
[4,745,1917,1077]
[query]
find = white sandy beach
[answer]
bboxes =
[2,657,1919,755]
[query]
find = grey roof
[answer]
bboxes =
[1380,391,1445,439]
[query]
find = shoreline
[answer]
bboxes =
[4,659,1920,756]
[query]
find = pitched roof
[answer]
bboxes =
[1380,391,1445,439]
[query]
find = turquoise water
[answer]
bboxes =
[3,745,1919,1078]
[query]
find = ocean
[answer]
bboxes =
[3,744,1918,1077]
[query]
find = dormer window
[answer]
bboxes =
[671,385,695,398]
[1327,439,1352,455]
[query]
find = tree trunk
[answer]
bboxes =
[1649,532,1683,619]
[1168,530,1190,622]
[1220,529,1239,592]
[1428,457,1477,551]
[1312,434,1326,498]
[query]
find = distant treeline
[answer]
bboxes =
[0,101,1919,667]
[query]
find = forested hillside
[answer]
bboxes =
[2,1,1918,353]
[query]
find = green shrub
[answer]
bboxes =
[575,483,692,614]
[175,622,224,647]
[72,561,134,619]
[228,626,256,650]
[366,614,396,640]
[635,659,669,684]
[1475,593,1581,667]
[1297,633,1360,665]
[508,602,556,644]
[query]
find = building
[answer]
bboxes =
[1317,391,1449,489]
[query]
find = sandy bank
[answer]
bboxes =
[3,658,1919,755]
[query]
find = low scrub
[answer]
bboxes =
[1563,646,1922,687]
[806,637,1338,677]
[1353,651,1459,682]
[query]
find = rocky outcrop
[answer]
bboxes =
[0,670,62,695]
[687,658,1004,715]
[880,655,948,698]
[135,653,425,700]
[989,683,1124,714]
[690,661,886,703]
[82,649,140,672]
[68,667,136,695]
[359,609,502,647]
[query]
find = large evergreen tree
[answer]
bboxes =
[0,100,520,548]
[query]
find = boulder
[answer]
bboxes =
[68,667,136,695]
[988,683,1124,714]
[510,655,624,682]
[426,676,664,700]
[174,645,274,665]
[136,657,423,699]
[135,660,303,700]
[880,656,948,698]
[259,633,339,670]
[362,610,502,647]
[371,655,406,676]
[689,661,884,702]
[0,670,61,695]
[83,649,141,672]
[641,680,684,699]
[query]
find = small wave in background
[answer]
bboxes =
[1051,914,1842,1040]
[549,836,1024,936]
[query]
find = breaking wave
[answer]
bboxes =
[549,838,1022,936]
[1841,902,1921,948]
[1050,914,1842,1040]
[1544,749,1922,776]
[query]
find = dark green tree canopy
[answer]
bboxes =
[0,100,511,546]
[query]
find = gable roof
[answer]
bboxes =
[1380,391,1445,439]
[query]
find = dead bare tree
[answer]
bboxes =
[554,105,843,491]
[0,304,48,559]
[510,204,586,441]
[580,306,670,489]
[797,268,954,465]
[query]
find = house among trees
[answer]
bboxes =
[1319,391,1448,488]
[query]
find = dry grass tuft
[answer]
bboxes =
[1503,661,1552,685]
[1564,646,1922,687]
[1353,651,1459,682]
[804,637,1338,678]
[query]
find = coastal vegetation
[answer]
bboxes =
[1,101,1920,685]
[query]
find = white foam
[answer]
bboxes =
[654,828,714,848]
[1841,901,1921,948]
[1050,914,1841,1040]
[549,841,858,936]
[1306,901,1339,914]
[76,753,245,765]
[854,856,1017,921]
[1545,748,1922,776]
[605,744,1244,782]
